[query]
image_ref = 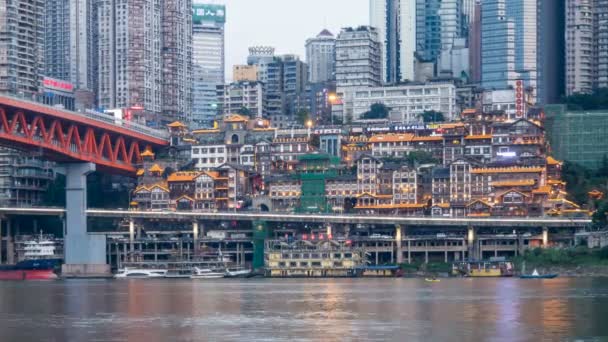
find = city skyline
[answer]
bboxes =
[219,0,368,81]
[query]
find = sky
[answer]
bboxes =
[208,0,369,81]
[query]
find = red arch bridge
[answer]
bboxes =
[0,95,170,276]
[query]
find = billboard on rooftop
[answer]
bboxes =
[193,4,226,24]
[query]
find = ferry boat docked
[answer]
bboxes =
[224,267,252,278]
[114,268,168,278]
[1,235,62,280]
[190,267,224,279]
[452,258,514,277]
[265,240,367,278]
[0,259,61,280]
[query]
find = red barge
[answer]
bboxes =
[0,259,61,280]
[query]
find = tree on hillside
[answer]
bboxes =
[236,106,251,117]
[419,110,445,123]
[362,103,390,119]
[296,109,310,126]
[563,88,608,110]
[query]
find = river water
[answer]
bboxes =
[1,278,607,341]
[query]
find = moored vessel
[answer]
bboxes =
[190,267,224,279]
[0,258,61,280]
[114,268,168,278]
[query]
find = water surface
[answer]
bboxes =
[1,278,607,341]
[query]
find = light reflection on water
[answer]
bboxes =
[0,278,607,341]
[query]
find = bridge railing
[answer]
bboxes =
[1,94,169,140]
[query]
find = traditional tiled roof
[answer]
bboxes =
[496,189,530,198]
[532,185,552,194]
[140,149,155,157]
[175,195,195,202]
[369,133,414,143]
[192,129,221,134]
[465,134,492,140]
[471,167,544,174]
[356,192,392,199]
[149,183,169,192]
[136,169,145,176]
[433,203,451,208]
[491,179,536,187]
[461,108,477,116]
[224,114,249,123]
[149,164,164,173]
[167,121,187,128]
[412,136,443,142]
[548,198,581,209]
[467,199,493,208]
[547,179,566,185]
[167,172,200,182]
[546,156,563,166]
[355,203,426,209]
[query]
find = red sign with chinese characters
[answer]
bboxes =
[515,80,525,118]
[43,77,74,92]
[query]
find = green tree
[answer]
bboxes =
[296,109,310,125]
[236,106,251,117]
[362,103,390,119]
[419,110,445,123]
[563,88,608,110]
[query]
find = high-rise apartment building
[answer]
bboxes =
[597,0,608,89]
[370,0,416,83]
[98,0,192,127]
[567,0,608,95]
[45,0,98,109]
[305,29,336,83]
[162,0,193,124]
[0,0,45,97]
[334,26,382,121]
[192,3,225,128]
[218,81,264,118]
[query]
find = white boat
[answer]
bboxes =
[190,267,224,279]
[225,267,252,278]
[114,268,168,279]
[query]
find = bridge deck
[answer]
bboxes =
[0,208,591,228]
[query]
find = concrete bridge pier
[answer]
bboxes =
[61,163,110,278]
[467,226,478,260]
[395,225,403,264]
[129,219,135,261]
[6,218,14,264]
[192,221,201,254]
[542,226,549,247]
[252,220,268,270]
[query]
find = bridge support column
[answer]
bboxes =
[467,226,478,260]
[326,224,332,238]
[0,218,3,264]
[129,220,135,261]
[61,163,110,278]
[542,227,549,247]
[6,219,14,264]
[252,221,268,271]
[395,225,403,264]
[193,221,200,254]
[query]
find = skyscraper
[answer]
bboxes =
[192,3,225,128]
[481,0,537,97]
[597,0,608,89]
[305,29,336,83]
[565,0,594,95]
[0,0,45,98]
[97,0,162,123]
[370,0,416,83]
[416,0,463,62]
[45,0,98,109]
[162,0,193,125]
[97,0,192,127]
